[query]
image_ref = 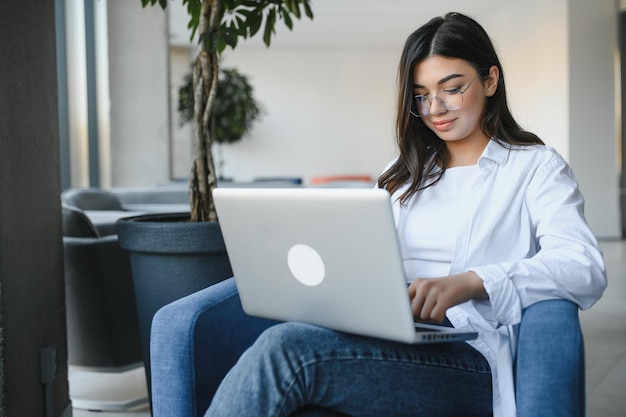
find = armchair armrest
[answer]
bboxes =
[150,277,278,417]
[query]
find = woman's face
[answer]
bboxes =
[412,56,497,146]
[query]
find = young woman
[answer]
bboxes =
[205,12,606,417]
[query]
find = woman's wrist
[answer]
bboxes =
[463,271,488,300]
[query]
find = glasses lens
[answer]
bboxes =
[415,96,428,117]
[413,90,466,117]
[444,91,463,111]
[414,95,455,117]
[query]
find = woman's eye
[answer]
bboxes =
[443,87,461,95]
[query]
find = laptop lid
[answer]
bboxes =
[213,187,477,344]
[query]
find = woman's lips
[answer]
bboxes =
[432,118,457,131]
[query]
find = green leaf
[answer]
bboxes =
[286,0,300,19]
[222,28,239,49]
[217,38,228,54]
[281,6,294,30]
[262,8,277,47]
[235,16,247,37]
[237,9,254,21]
[141,0,165,8]
[248,11,263,38]
[141,0,168,10]
[241,0,259,8]
[186,0,201,41]
[303,0,314,19]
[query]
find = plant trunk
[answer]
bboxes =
[189,0,220,222]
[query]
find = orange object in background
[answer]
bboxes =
[310,175,373,185]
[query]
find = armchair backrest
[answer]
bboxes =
[61,187,124,211]
[62,204,100,237]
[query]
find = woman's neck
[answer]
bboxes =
[445,135,490,167]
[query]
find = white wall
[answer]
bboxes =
[488,2,569,155]
[107,0,170,186]
[568,0,620,238]
[219,47,399,182]
[169,45,195,179]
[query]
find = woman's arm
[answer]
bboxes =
[468,154,606,326]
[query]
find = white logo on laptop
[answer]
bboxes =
[287,244,326,286]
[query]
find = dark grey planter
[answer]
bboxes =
[116,213,232,398]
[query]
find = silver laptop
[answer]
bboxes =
[213,187,477,344]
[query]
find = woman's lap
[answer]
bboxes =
[206,322,492,417]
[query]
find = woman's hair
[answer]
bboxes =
[378,12,543,203]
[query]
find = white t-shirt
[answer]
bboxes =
[399,164,481,281]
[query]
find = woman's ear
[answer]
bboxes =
[485,65,499,97]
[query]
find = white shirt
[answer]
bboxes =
[385,139,607,417]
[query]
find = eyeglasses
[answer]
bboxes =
[412,73,482,118]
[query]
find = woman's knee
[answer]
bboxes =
[254,322,331,353]
[258,322,313,342]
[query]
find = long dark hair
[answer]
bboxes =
[378,12,543,203]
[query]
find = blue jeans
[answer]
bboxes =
[205,322,492,417]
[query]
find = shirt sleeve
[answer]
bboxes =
[469,153,607,327]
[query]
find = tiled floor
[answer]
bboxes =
[69,366,150,417]
[71,239,626,417]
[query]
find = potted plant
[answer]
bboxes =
[116,0,313,397]
[153,0,313,222]
[178,66,263,178]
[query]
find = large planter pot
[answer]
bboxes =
[116,213,232,398]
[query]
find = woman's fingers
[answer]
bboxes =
[409,280,426,319]
[408,273,486,322]
[409,278,442,322]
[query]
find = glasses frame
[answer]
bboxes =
[412,72,482,118]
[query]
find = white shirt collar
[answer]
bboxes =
[477,138,511,168]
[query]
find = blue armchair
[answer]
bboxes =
[150,277,585,417]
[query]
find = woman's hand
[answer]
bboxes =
[408,272,488,323]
